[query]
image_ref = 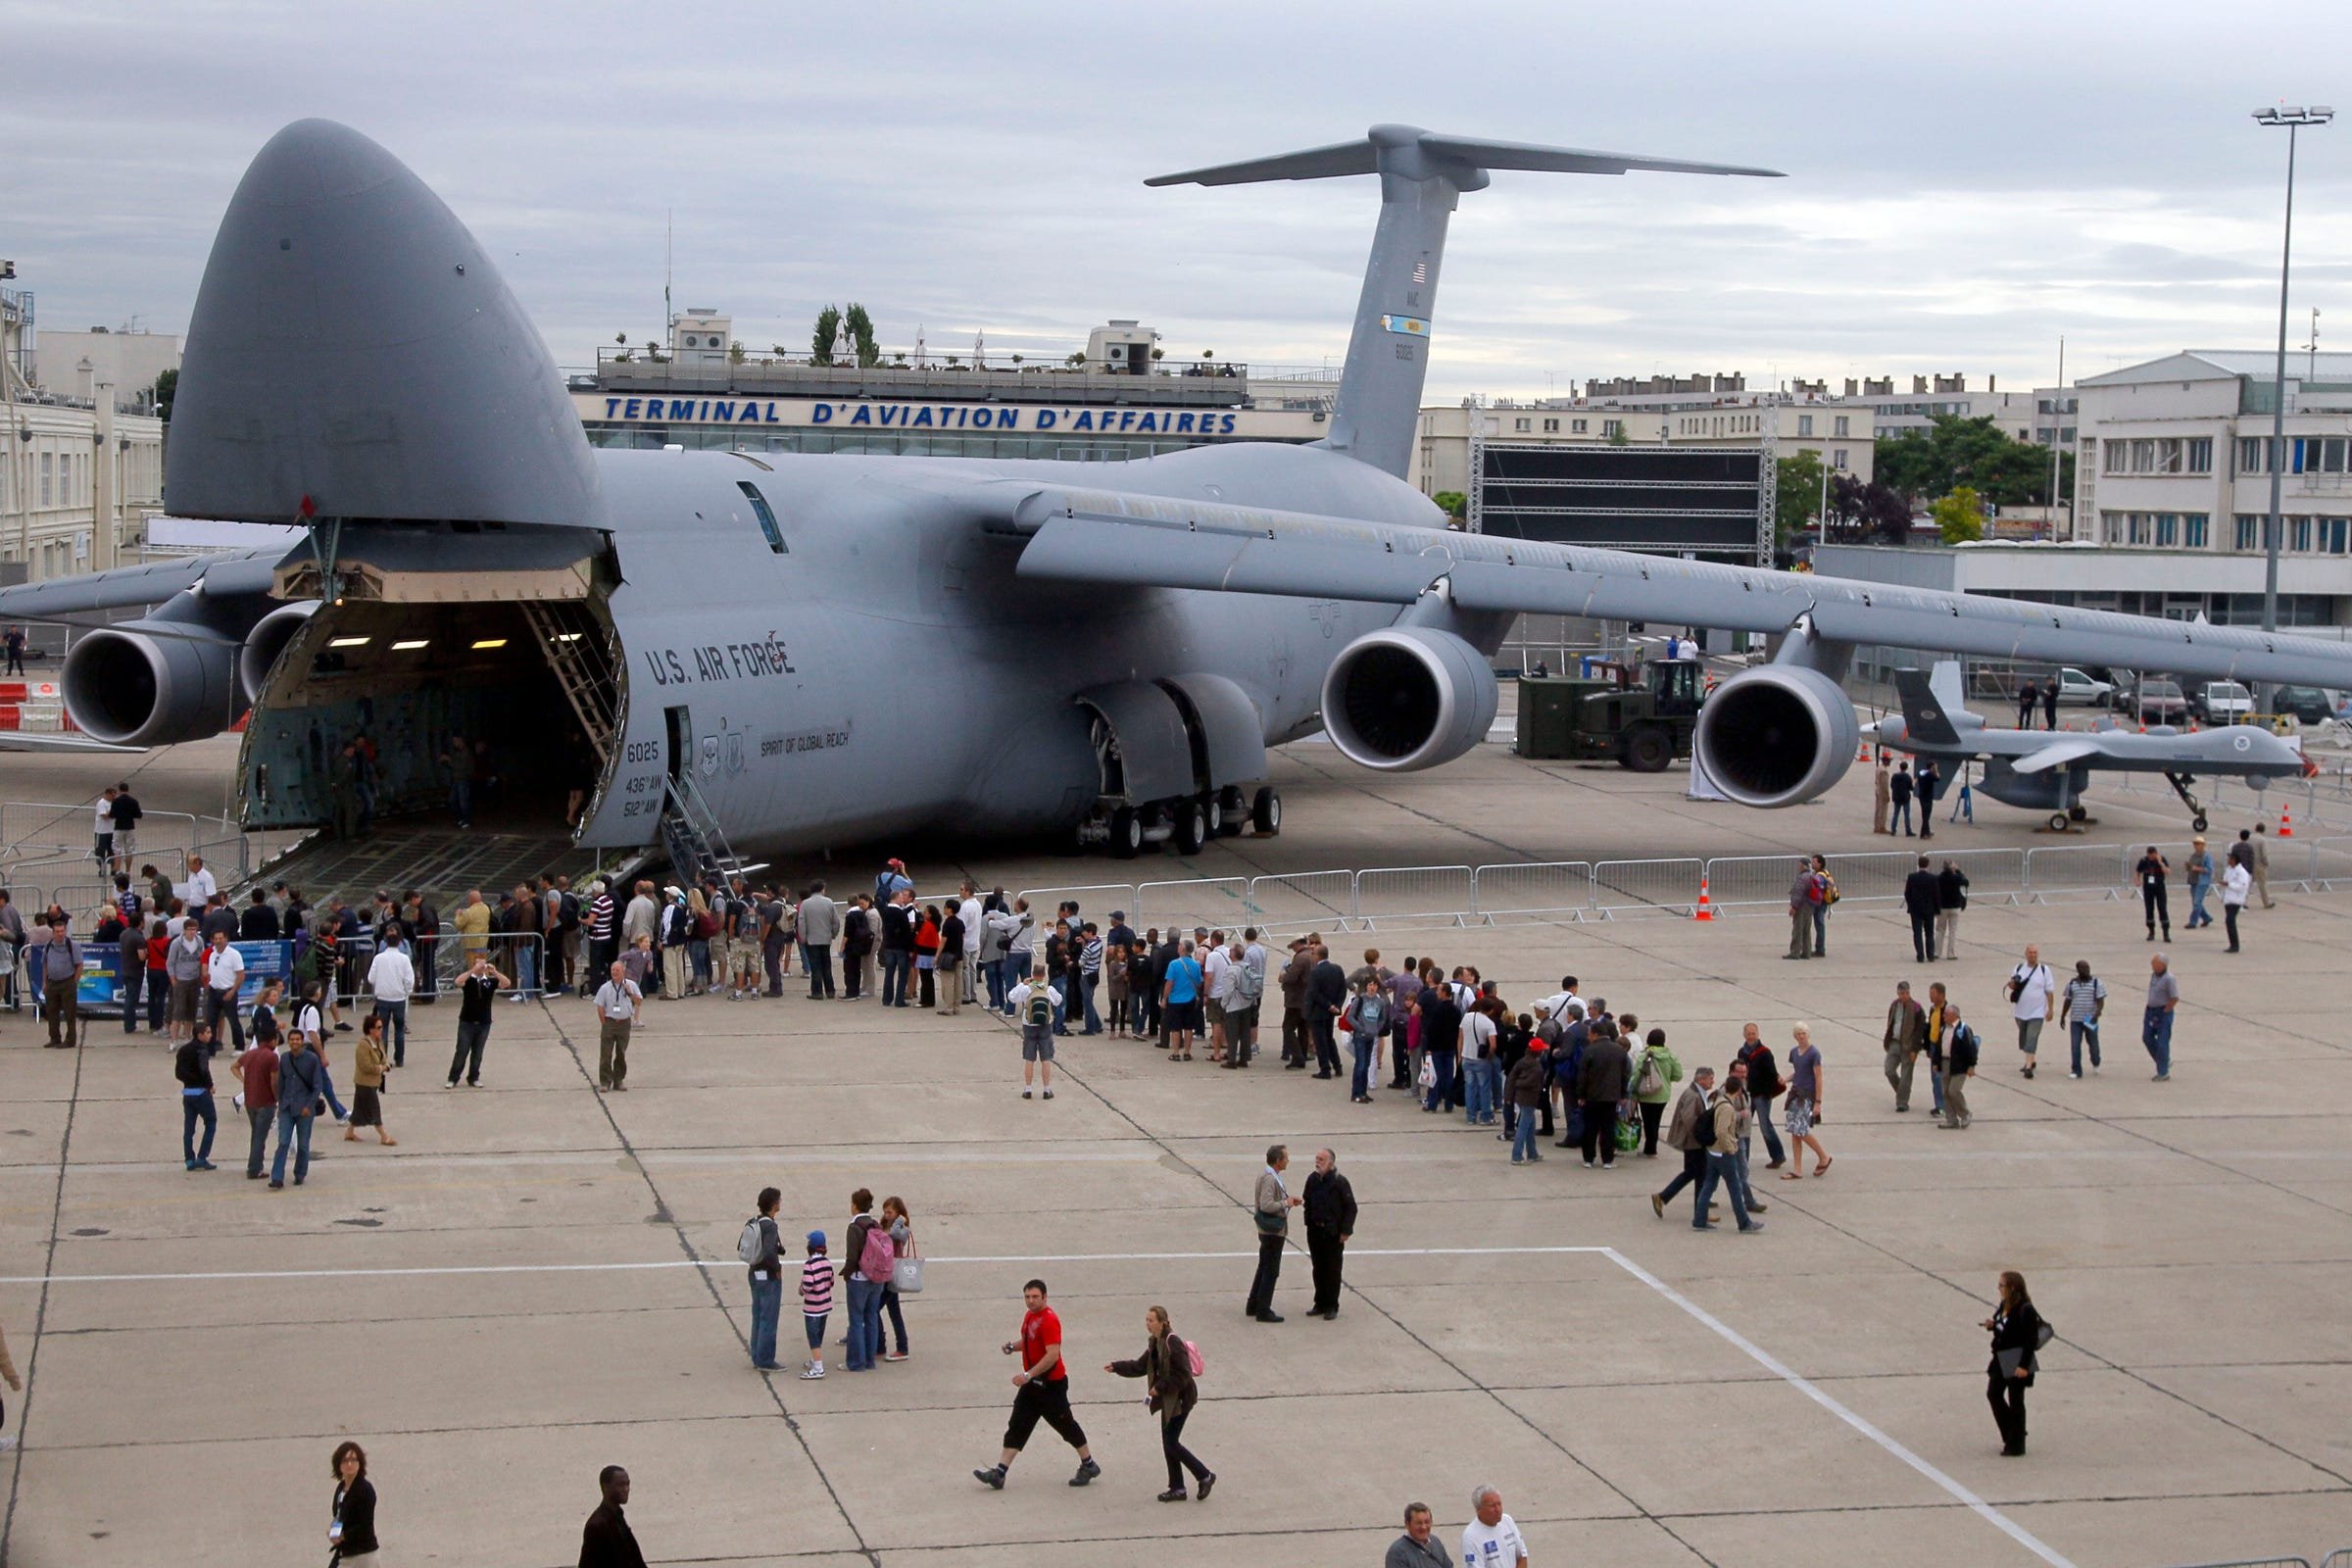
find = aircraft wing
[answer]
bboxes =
[2008,738,2107,774]
[0,551,282,620]
[1004,488,2352,690]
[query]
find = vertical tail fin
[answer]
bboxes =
[1149,127,1782,479]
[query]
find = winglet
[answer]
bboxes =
[1147,125,1782,479]
[1893,668,1963,747]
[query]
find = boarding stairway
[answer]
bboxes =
[518,598,622,773]
[660,772,753,890]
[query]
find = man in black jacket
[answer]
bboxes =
[1304,946,1348,1079]
[1301,1148,1357,1319]
[1735,1022,1788,1169]
[579,1465,647,1568]
[1903,855,1941,962]
[878,890,916,1008]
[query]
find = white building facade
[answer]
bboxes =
[2,287,169,585]
[2072,351,2352,618]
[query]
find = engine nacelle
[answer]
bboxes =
[63,618,243,747]
[238,601,318,706]
[1692,663,1860,807]
[1319,626,1498,772]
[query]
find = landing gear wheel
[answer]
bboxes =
[1108,807,1142,859]
[2048,812,2070,834]
[2068,805,2087,821]
[1171,798,1208,857]
[1215,785,1247,836]
[1621,726,1673,774]
[1250,786,1282,836]
[1200,792,1225,839]
[2192,812,2209,833]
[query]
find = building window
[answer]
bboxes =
[2157,437,2183,474]
[2238,436,2265,473]
[1571,418,1587,433]
[2127,513,2150,545]
[2156,514,2179,547]
[2186,437,2213,473]
[1513,417,1530,432]
[2105,439,2129,474]
[1833,416,1850,438]
[39,453,52,507]
[1601,419,1622,438]
[1543,417,1558,433]
[1796,415,1814,436]
[2326,517,2350,554]
[2102,512,2125,544]
[1831,448,1849,470]
[2235,514,2259,550]
[2293,517,2314,552]
[2185,514,2208,548]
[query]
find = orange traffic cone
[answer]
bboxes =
[1855,740,1870,763]
[2279,802,2293,838]
[1693,876,1714,921]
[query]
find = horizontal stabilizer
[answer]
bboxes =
[1147,127,1782,187]
[2010,739,2105,774]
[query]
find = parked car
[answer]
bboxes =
[2130,677,2188,726]
[2274,684,2342,724]
[2188,679,2253,725]
[2053,666,2113,706]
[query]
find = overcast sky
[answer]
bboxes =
[11,0,2352,402]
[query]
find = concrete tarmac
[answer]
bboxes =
[0,738,2346,1566]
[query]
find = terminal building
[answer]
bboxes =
[573,310,1328,462]
[0,281,172,586]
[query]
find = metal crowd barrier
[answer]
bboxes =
[1006,882,1141,924]
[2162,1557,2311,1568]
[1700,855,1816,910]
[1243,869,1355,931]
[1470,861,1593,923]
[1135,876,1253,937]
[1353,864,1474,928]
[2023,843,2129,902]
[1590,858,1703,918]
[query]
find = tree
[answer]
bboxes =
[728,340,745,365]
[842,303,879,368]
[1931,484,1985,545]
[1775,449,1826,541]
[149,368,176,423]
[811,305,842,367]
[1876,415,2053,509]
[1431,490,1468,520]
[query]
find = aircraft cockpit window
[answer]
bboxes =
[738,481,787,554]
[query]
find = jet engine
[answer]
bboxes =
[1691,663,1860,807]
[1319,626,1498,772]
[63,616,243,747]
[237,601,318,706]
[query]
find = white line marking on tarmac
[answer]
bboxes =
[0,1241,2079,1565]
[1599,1246,2077,1568]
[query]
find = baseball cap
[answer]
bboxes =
[806,1230,826,1249]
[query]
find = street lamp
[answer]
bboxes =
[2253,105,2332,664]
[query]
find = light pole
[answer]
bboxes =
[2253,105,2331,660]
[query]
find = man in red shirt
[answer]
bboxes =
[973,1279,1098,1491]
[235,1030,280,1180]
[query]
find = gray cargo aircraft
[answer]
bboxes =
[1877,663,2311,832]
[14,120,2352,880]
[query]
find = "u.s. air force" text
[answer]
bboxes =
[642,636,797,686]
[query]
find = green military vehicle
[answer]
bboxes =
[1514,659,1707,771]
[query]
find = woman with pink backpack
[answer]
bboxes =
[1103,1305,1214,1503]
[840,1189,896,1372]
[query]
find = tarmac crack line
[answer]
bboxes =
[0,1033,86,1568]
[534,999,881,1568]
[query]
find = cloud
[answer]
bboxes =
[10,0,2352,407]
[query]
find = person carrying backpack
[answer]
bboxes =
[739,1186,785,1371]
[1008,967,1063,1101]
[840,1189,893,1372]
[1104,1305,1213,1502]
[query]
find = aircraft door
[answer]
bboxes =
[664,705,692,785]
